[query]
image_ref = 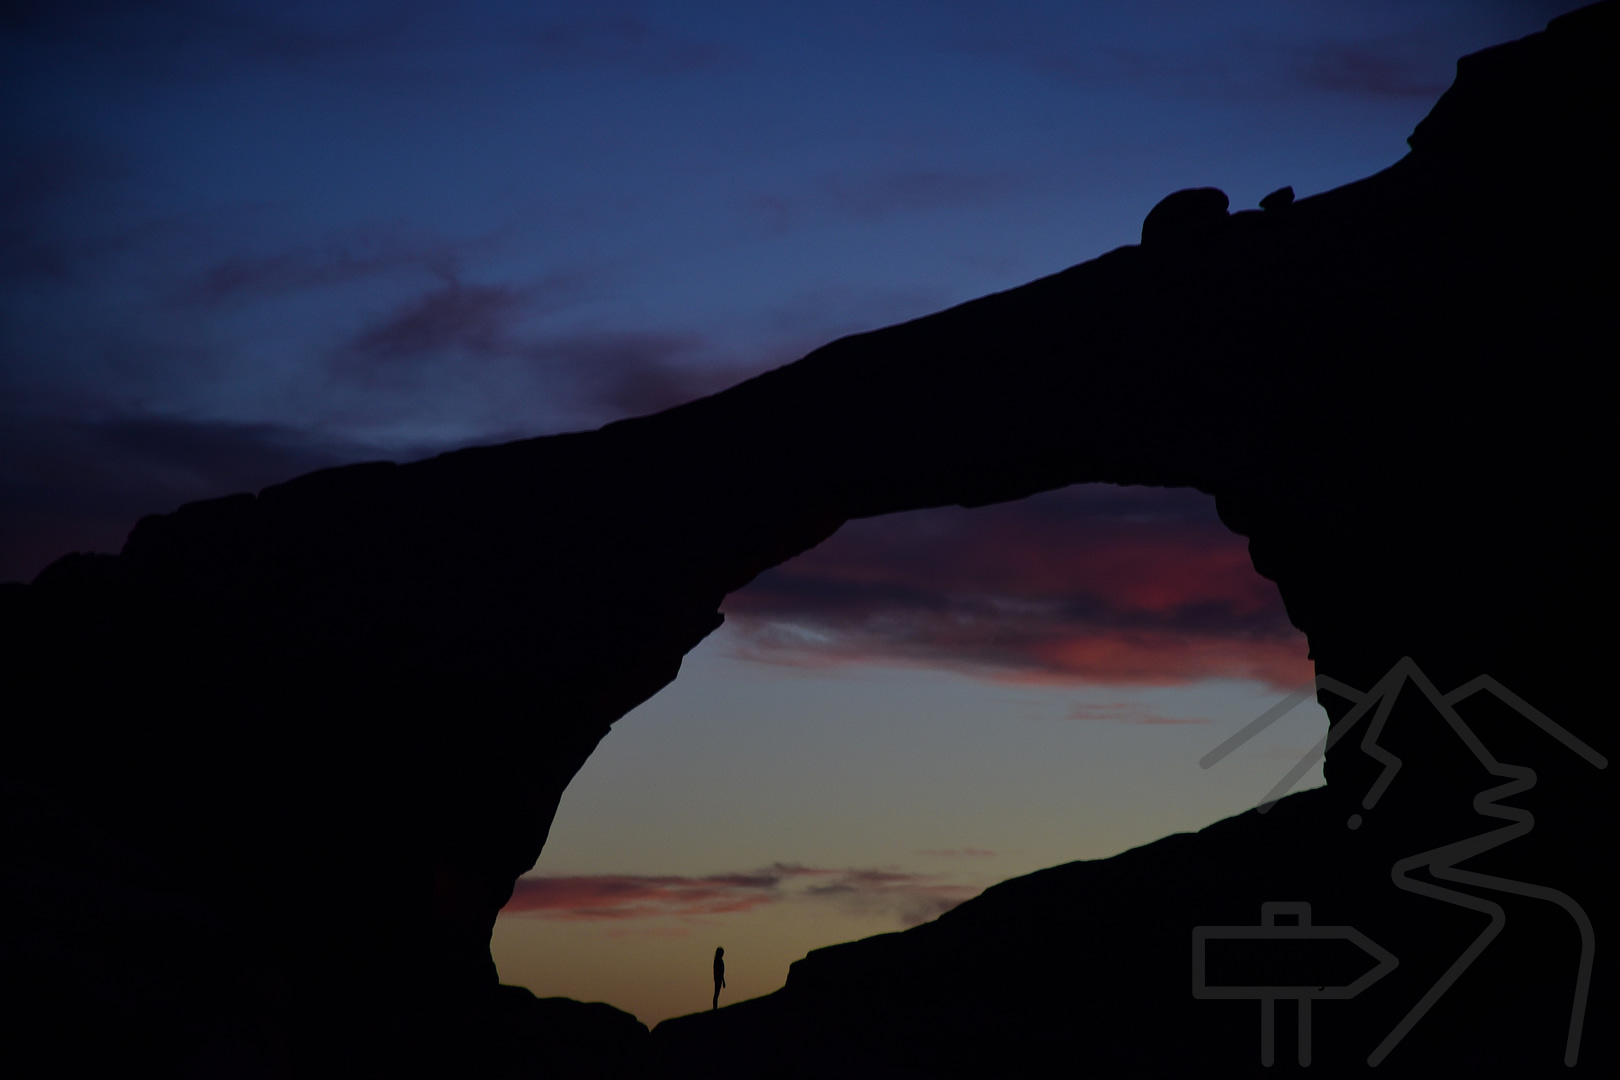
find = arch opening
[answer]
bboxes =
[492,483,1328,1025]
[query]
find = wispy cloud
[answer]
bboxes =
[529,331,737,418]
[1067,702,1212,725]
[799,868,977,926]
[330,274,746,419]
[330,270,587,377]
[502,862,979,928]
[722,485,1311,689]
[175,230,500,308]
[348,278,529,364]
[1289,39,1452,99]
[915,848,996,859]
[503,870,782,921]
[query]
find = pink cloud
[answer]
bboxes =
[503,872,780,922]
[721,485,1312,689]
[501,863,981,927]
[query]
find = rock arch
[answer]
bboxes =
[3,5,1613,1075]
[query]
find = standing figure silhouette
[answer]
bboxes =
[712,947,726,1010]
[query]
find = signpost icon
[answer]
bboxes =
[1193,902,1398,1066]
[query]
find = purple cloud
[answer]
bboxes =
[529,332,742,418]
[329,273,749,419]
[174,230,498,308]
[331,270,589,377]
[350,279,527,363]
[502,862,979,928]
[1290,39,1452,99]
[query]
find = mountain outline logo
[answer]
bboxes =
[1198,659,1607,1066]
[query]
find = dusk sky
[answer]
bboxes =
[1,0,1585,1027]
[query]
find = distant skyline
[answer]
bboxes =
[1,0,1588,1028]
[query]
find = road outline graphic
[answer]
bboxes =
[1199,659,1607,1066]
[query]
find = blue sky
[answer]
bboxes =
[2,1,1578,578]
[1,0,1586,1027]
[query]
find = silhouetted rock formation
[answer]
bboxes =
[3,4,1614,1076]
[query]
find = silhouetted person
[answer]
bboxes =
[712,946,725,1010]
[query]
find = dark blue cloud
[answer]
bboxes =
[173,229,496,308]
[528,332,731,418]
[325,273,736,418]
[821,169,1020,221]
[343,278,531,366]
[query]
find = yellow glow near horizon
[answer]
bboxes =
[492,624,1327,1027]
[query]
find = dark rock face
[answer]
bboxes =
[1140,186,1231,248]
[2,4,1615,1076]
